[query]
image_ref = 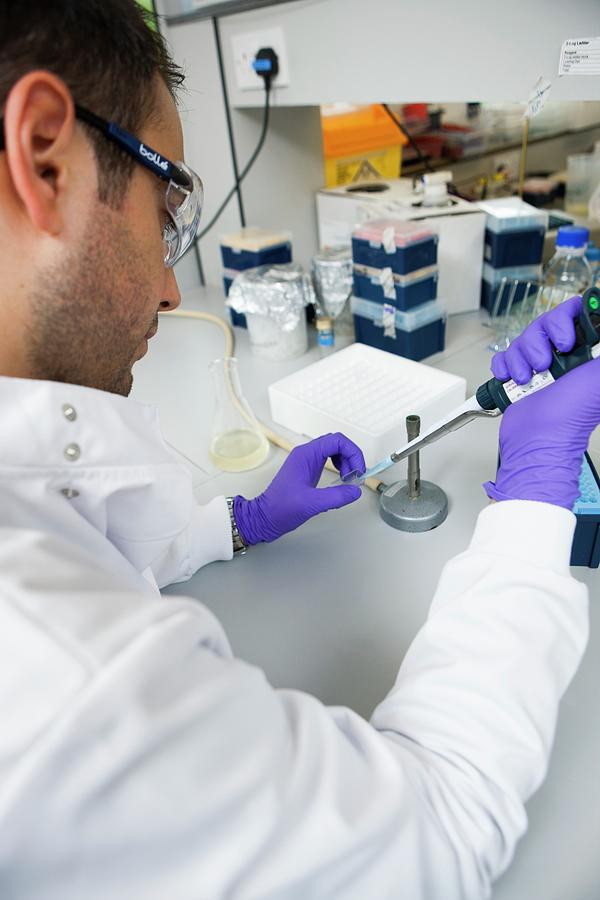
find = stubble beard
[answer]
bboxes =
[25,205,157,397]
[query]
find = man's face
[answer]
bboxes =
[26,78,183,396]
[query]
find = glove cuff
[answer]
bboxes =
[483,471,579,511]
[233,495,257,546]
[233,495,281,545]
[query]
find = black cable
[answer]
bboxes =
[193,241,206,286]
[194,83,271,244]
[381,103,473,200]
[212,16,246,226]
[381,103,436,175]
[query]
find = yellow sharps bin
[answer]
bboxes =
[321,104,408,188]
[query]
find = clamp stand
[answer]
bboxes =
[379,414,448,532]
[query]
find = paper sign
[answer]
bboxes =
[559,37,600,76]
[525,76,552,119]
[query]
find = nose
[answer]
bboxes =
[159,266,181,312]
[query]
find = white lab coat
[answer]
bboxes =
[0,375,589,900]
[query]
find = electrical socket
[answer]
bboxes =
[231,26,290,91]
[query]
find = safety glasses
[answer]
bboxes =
[0,105,203,268]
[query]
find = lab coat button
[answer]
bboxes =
[60,488,80,499]
[62,404,77,421]
[64,443,81,462]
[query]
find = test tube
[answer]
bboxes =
[489,277,508,323]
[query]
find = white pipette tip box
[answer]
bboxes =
[268,343,467,467]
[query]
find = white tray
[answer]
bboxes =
[268,343,466,466]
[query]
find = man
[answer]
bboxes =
[0,2,596,898]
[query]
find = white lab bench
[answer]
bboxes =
[132,286,600,900]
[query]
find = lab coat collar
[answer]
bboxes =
[0,375,169,469]
[0,375,194,592]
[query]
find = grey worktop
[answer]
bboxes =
[132,286,600,900]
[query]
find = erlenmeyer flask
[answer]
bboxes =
[208,357,269,472]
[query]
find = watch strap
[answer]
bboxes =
[226,497,248,556]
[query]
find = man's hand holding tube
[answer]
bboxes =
[485,295,600,510]
[234,433,366,545]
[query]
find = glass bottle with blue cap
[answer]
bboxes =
[541,224,593,311]
[585,240,600,287]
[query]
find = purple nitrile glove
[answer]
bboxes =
[234,433,366,544]
[484,294,600,509]
[490,294,583,385]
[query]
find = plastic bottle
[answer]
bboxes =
[585,240,600,287]
[316,317,335,357]
[541,225,593,311]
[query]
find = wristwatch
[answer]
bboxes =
[226,497,248,556]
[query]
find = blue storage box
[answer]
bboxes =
[352,218,438,275]
[222,270,247,328]
[220,227,292,271]
[229,308,248,328]
[484,227,545,268]
[478,198,547,273]
[477,197,548,233]
[351,296,446,361]
[353,264,438,310]
[571,453,600,568]
[481,263,542,314]
[224,266,313,329]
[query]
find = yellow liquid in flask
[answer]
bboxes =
[210,429,269,472]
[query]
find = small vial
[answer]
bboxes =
[316,316,335,357]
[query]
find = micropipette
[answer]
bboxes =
[341,286,600,486]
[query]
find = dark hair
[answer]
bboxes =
[0,0,185,205]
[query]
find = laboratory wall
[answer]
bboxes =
[163,14,323,289]
[219,0,600,107]
[160,0,600,290]
[164,15,240,289]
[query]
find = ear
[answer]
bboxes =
[3,71,77,236]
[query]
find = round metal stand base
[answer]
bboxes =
[379,480,448,532]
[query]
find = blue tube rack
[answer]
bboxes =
[572,453,600,568]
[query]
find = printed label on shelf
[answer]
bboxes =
[559,37,600,76]
[503,370,555,404]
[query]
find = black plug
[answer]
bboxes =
[252,46,279,91]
